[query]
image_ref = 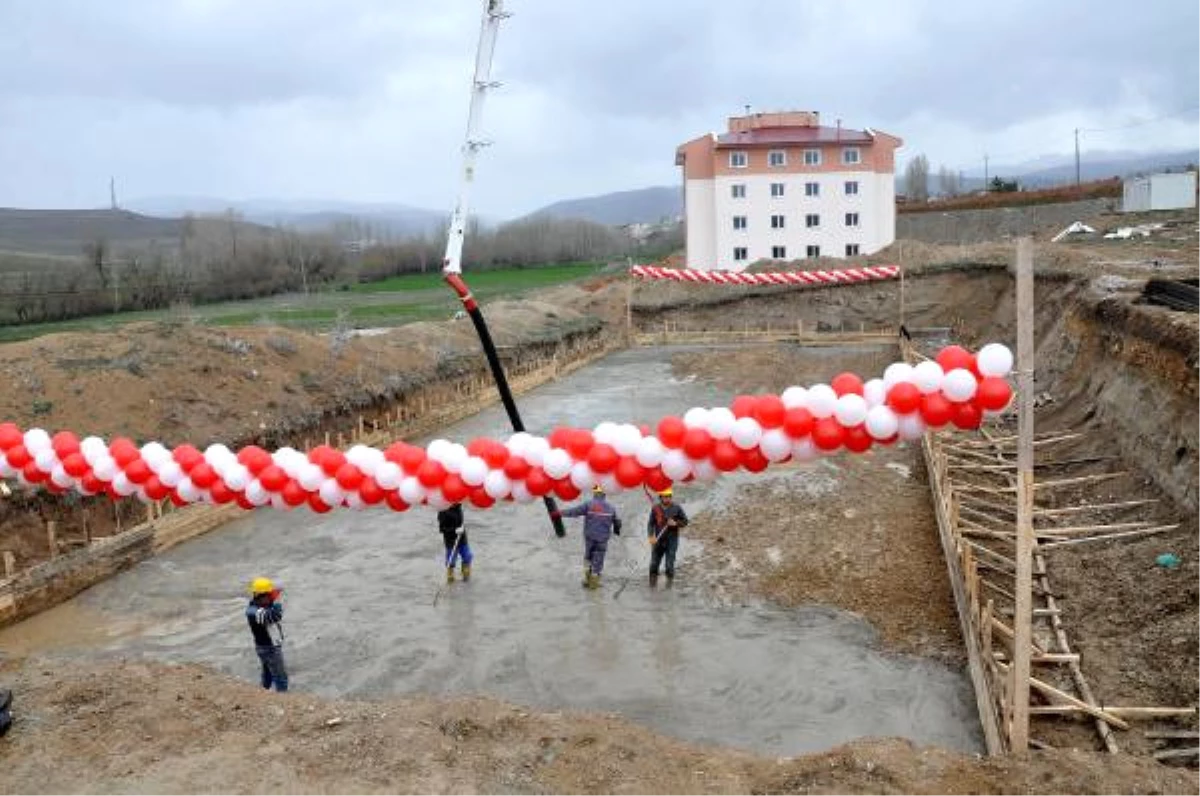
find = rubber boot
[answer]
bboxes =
[461,564,471,582]
[582,567,592,588]
[649,571,659,587]
[446,567,456,583]
[587,572,601,590]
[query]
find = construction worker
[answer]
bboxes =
[0,687,11,737]
[246,577,287,692]
[647,487,688,584]
[437,502,472,583]
[552,485,622,589]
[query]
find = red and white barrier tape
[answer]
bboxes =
[629,264,900,286]
[0,344,1013,514]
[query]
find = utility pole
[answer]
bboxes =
[109,177,117,210]
[1074,128,1081,190]
[983,154,989,192]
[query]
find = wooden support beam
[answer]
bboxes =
[1034,521,1160,536]
[1033,499,1158,517]
[1144,731,1200,740]
[1023,673,1130,730]
[1011,236,1035,756]
[1152,748,1199,761]
[1033,472,1128,490]
[1029,706,1199,718]
[1039,525,1177,549]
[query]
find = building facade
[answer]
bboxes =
[676,111,902,270]
[1122,172,1197,212]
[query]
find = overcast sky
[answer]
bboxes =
[1,0,1196,217]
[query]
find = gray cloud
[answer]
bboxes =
[0,0,1195,216]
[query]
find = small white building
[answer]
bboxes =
[1122,172,1197,212]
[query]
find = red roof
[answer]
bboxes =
[715,126,874,148]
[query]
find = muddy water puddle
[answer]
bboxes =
[0,346,982,755]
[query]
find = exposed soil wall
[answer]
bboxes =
[897,198,1115,244]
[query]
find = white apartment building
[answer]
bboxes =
[676,111,903,270]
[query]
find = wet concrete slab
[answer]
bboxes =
[0,347,983,756]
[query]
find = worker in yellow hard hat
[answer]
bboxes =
[551,484,622,590]
[245,576,287,692]
[647,487,688,585]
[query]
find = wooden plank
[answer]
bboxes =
[1034,472,1128,490]
[1039,525,1177,549]
[1152,748,1199,761]
[1144,731,1200,740]
[1011,237,1035,756]
[1034,499,1158,517]
[1023,673,1131,730]
[1029,706,1198,718]
[1034,521,1158,536]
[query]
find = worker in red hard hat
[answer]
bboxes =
[246,577,287,692]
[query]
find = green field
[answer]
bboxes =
[0,262,607,343]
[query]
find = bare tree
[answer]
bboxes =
[937,165,961,197]
[904,154,930,202]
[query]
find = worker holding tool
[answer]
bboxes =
[246,577,288,692]
[437,502,472,583]
[647,487,688,584]
[551,485,622,590]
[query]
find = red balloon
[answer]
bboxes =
[754,395,787,428]
[525,468,552,497]
[656,417,686,449]
[335,462,364,490]
[62,452,89,477]
[936,345,973,374]
[682,428,714,459]
[52,431,80,458]
[731,395,758,419]
[481,441,509,469]
[124,459,151,484]
[5,444,30,468]
[0,422,22,450]
[887,382,922,414]
[844,425,873,453]
[237,446,272,475]
[711,439,741,472]
[143,476,169,501]
[566,430,594,459]
[831,373,865,397]
[282,481,308,507]
[812,418,845,451]
[920,393,954,427]
[740,447,770,472]
[173,444,204,472]
[384,443,410,465]
[109,438,140,467]
[400,446,426,474]
[81,474,104,494]
[645,466,672,493]
[466,438,491,458]
[235,494,255,510]
[614,456,645,488]
[547,428,572,450]
[952,402,983,430]
[190,462,217,488]
[587,443,619,474]
[320,449,347,477]
[385,492,410,512]
[210,481,235,504]
[967,354,982,380]
[169,490,188,507]
[359,477,386,505]
[783,407,814,438]
[975,377,1013,411]
[416,459,445,488]
[554,479,581,501]
[469,486,495,509]
[258,465,288,492]
[504,455,531,480]
[308,493,332,513]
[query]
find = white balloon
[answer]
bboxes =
[977,343,1014,377]
[35,449,59,472]
[613,425,642,457]
[81,436,107,459]
[942,368,978,402]
[865,405,900,440]
[791,438,818,462]
[661,449,692,481]
[484,470,511,499]
[806,384,838,418]
[141,442,170,471]
[298,463,325,491]
[319,479,345,507]
[506,432,533,456]
[177,477,201,502]
[834,394,869,427]
[399,476,425,505]
[731,417,763,450]
[0,459,16,478]
[692,459,718,481]
[897,413,927,441]
[598,474,621,494]
[426,439,452,463]
[425,492,449,510]
[245,479,269,505]
[882,362,915,390]
[345,444,371,469]
[912,361,944,394]
[344,491,365,510]
[92,457,117,481]
[863,378,887,408]
[224,464,250,492]
[511,482,535,504]
[524,436,549,467]
[23,428,51,453]
[593,422,620,445]
[270,493,290,511]
[158,461,184,488]
[112,472,137,496]
[459,456,489,486]
[442,443,468,474]
[51,465,73,488]
[375,461,403,490]
[542,448,573,479]
[705,407,736,439]
[682,407,709,428]
[569,461,595,490]
[635,436,665,468]
[760,429,792,462]
[781,386,809,409]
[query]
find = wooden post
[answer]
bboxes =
[82,510,91,546]
[114,502,122,534]
[2,551,15,578]
[1011,236,1035,754]
[899,265,906,330]
[47,520,58,559]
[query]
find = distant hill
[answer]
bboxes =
[127,197,447,238]
[0,208,188,258]
[525,186,682,226]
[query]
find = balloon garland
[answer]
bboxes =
[0,344,1013,514]
[629,264,900,286]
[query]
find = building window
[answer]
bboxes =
[805,213,820,228]
[729,151,748,168]
[771,246,787,259]
[845,244,860,256]
[770,214,785,229]
[845,212,860,227]
[768,150,787,167]
[733,215,747,230]
[842,147,861,165]
[803,149,821,166]
[733,247,748,262]
[805,182,820,197]
[807,245,821,258]
[845,180,859,195]
[770,182,785,198]
[731,183,746,198]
